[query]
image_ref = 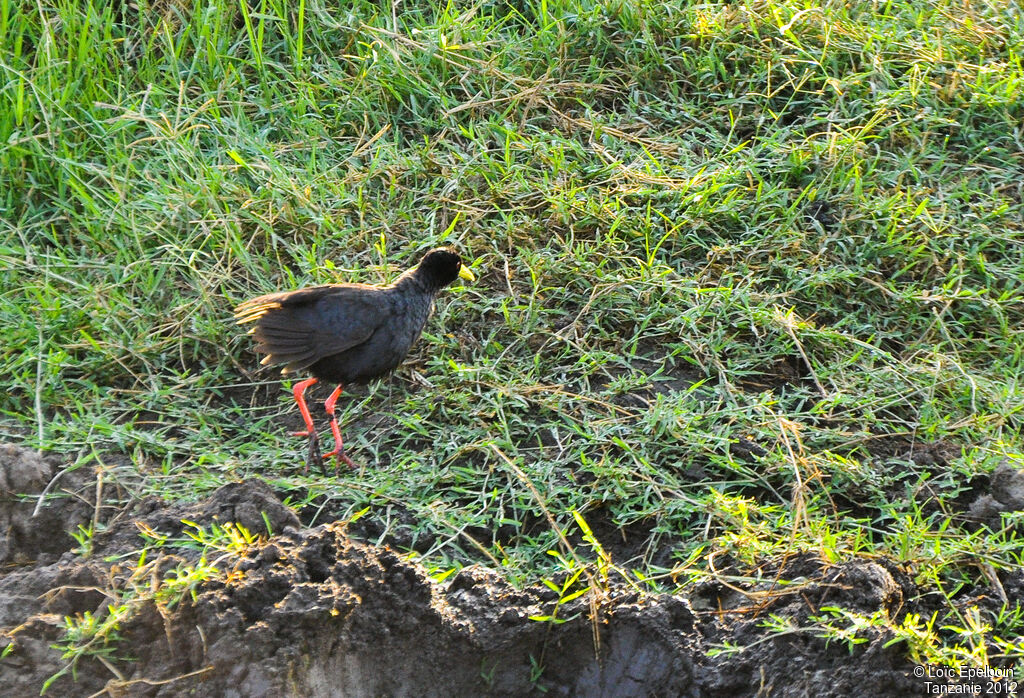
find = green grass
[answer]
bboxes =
[2,0,1024,669]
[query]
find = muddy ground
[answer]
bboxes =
[1,442,1018,697]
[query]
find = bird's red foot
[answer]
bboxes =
[322,385,356,470]
[322,446,356,469]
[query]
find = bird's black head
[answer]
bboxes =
[415,247,474,289]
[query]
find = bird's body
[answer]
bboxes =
[234,248,473,471]
[305,282,433,384]
[236,275,438,385]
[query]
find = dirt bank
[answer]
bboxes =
[0,443,1007,696]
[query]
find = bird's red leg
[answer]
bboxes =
[289,377,319,437]
[322,384,355,470]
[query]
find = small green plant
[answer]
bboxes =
[43,520,259,692]
[530,553,588,626]
[810,605,1024,670]
[811,607,889,653]
[44,604,132,693]
[69,523,96,558]
[480,658,497,689]
[571,510,612,588]
[156,556,223,608]
[528,653,548,693]
[181,520,260,555]
[529,510,621,628]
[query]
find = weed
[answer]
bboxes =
[42,521,260,691]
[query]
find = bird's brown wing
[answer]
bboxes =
[234,284,385,373]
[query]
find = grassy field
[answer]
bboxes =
[2,0,1023,668]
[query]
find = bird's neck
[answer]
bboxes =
[393,266,440,294]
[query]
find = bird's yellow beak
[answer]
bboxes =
[458,264,475,282]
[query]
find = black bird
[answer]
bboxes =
[234,247,474,472]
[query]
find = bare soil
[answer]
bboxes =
[0,443,1012,697]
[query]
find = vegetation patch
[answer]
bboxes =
[1,0,1022,692]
